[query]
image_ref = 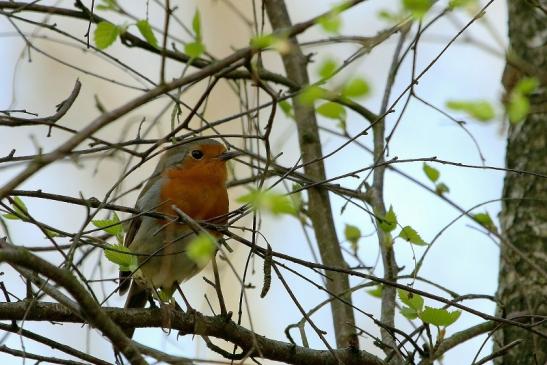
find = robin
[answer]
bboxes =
[118,138,239,337]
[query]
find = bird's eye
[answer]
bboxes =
[191,150,204,160]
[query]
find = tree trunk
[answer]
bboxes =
[263,0,358,349]
[495,1,547,364]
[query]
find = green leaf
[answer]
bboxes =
[45,229,60,238]
[94,21,120,49]
[104,244,137,271]
[96,0,118,11]
[419,306,461,327]
[448,0,477,9]
[398,289,424,311]
[192,9,202,40]
[435,182,450,195]
[473,212,497,232]
[318,58,338,79]
[136,20,159,48]
[317,102,346,120]
[2,213,19,220]
[399,226,427,245]
[400,306,419,320]
[250,34,277,49]
[507,94,530,124]
[506,78,538,124]
[514,77,539,95]
[92,212,124,243]
[298,85,326,106]
[367,285,383,298]
[186,233,216,266]
[423,163,440,182]
[317,12,342,34]
[12,196,28,214]
[379,206,397,233]
[446,100,495,122]
[237,189,297,216]
[341,77,370,98]
[344,224,361,253]
[403,0,434,19]
[185,41,205,58]
[3,196,28,220]
[279,100,293,118]
[378,9,402,22]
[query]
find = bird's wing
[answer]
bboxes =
[118,172,164,295]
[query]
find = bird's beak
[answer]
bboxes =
[218,150,243,161]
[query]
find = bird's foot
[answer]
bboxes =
[159,300,177,335]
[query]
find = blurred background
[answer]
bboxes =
[0,0,508,363]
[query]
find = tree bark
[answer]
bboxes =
[495,1,547,364]
[263,0,358,349]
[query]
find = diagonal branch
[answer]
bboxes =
[0,242,146,365]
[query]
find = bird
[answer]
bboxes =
[118,138,239,337]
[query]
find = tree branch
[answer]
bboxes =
[0,243,146,365]
[0,301,386,365]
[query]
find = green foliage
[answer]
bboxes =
[399,289,424,320]
[318,58,338,79]
[250,34,277,49]
[379,206,398,233]
[45,229,60,238]
[344,223,361,253]
[298,85,327,106]
[185,42,205,58]
[423,163,439,182]
[367,285,383,298]
[402,0,434,19]
[136,20,159,49]
[341,77,370,99]
[92,212,124,244]
[377,9,406,23]
[423,163,450,195]
[435,182,450,195]
[250,33,290,53]
[400,305,419,319]
[448,0,477,9]
[446,100,495,122]
[187,234,216,266]
[192,9,202,40]
[473,212,497,232]
[399,226,427,245]
[279,100,294,118]
[398,289,461,326]
[94,21,120,49]
[514,77,539,94]
[317,102,346,121]
[419,306,461,327]
[507,77,538,124]
[3,196,28,220]
[507,93,529,123]
[317,11,342,34]
[399,289,424,311]
[185,9,205,58]
[96,0,118,11]
[237,188,298,216]
[104,244,137,272]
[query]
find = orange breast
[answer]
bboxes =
[160,163,229,223]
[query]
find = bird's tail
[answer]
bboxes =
[123,283,148,338]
